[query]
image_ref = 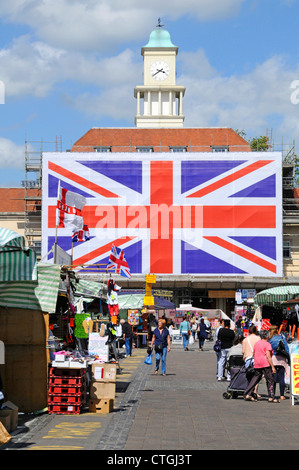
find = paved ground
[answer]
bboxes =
[2,339,299,451]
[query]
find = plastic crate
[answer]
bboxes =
[49,367,86,378]
[48,375,85,386]
[48,403,82,415]
[48,393,86,405]
[48,384,85,395]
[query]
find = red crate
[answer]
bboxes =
[48,403,82,415]
[48,384,85,395]
[49,367,86,378]
[48,393,86,405]
[48,375,85,386]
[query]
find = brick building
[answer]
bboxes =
[71,127,251,154]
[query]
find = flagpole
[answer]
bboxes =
[54,179,61,264]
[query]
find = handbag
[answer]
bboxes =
[213,340,221,353]
[276,336,290,360]
[245,357,255,375]
[155,343,163,353]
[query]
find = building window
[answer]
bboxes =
[136,147,153,152]
[283,241,291,258]
[94,147,111,152]
[211,146,229,152]
[169,147,187,152]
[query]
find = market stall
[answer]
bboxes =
[0,228,60,412]
[118,292,175,348]
[253,286,299,335]
[175,304,234,330]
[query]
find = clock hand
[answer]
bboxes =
[152,68,165,77]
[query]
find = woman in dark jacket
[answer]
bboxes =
[268,325,290,400]
[197,318,207,351]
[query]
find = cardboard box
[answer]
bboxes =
[89,398,114,414]
[2,402,18,432]
[0,411,11,432]
[0,402,18,432]
[91,363,117,383]
[89,380,116,400]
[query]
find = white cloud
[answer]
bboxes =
[0,137,26,170]
[178,50,299,145]
[0,35,140,98]
[0,0,244,51]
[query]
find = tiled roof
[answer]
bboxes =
[71,127,251,152]
[0,188,41,213]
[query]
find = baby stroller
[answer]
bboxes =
[223,355,252,399]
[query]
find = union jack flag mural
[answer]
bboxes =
[42,152,282,276]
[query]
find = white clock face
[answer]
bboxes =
[150,61,170,81]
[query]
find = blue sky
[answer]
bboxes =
[0,0,299,186]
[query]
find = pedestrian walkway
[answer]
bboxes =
[3,339,299,450]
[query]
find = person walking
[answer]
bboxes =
[268,325,290,400]
[217,319,235,381]
[190,314,198,342]
[241,325,262,398]
[179,315,191,351]
[244,330,277,402]
[215,319,224,377]
[150,318,171,376]
[197,318,207,351]
[120,318,133,357]
[242,325,261,368]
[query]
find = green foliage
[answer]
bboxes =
[234,129,270,151]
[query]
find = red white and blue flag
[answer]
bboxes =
[42,152,282,276]
[107,244,131,278]
[72,224,90,243]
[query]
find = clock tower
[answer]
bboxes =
[134,21,185,128]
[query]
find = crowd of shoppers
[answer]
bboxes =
[139,312,292,400]
[214,319,290,403]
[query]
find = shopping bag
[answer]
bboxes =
[0,421,11,446]
[189,335,194,345]
[144,353,153,365]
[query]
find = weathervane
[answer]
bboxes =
[157,18,164,28]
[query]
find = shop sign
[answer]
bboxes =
[261,318,271,330]
[291,354,299,402]
[143,295,154,306]
[235,289,256,303]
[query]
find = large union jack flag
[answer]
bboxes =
[42,152,282,277]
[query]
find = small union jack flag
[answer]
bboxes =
[72,224,90,243]
[107,244,131,278]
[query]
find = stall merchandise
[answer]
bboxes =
[175,305,234,329]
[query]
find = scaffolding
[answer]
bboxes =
[22,136,63,258]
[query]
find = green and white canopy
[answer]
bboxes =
[255,285,299,306]
[0,227,37,281]
[0,263,61,313]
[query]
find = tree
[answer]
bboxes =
[248,135,270,152]
[234,129,270,151]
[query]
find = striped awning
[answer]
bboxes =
[0,263,61,313]
[75,279,105,297]
[255,285,299,306]
[0,228,37,281]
